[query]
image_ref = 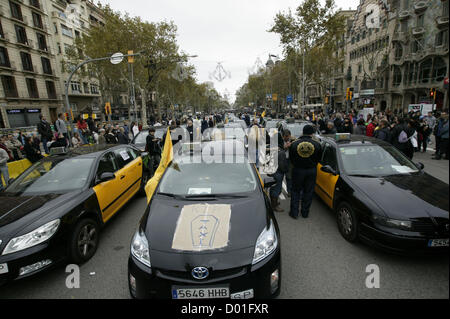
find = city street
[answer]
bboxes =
[0,150,447,299]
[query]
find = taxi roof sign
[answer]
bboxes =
[335,133,351,142]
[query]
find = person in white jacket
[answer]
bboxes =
[0,148,10,191]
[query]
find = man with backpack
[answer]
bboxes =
[390,118,415,159]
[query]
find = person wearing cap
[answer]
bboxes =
[288,125,322,219]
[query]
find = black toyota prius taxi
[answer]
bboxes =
[0,145,147,285]
[128,140,281,299]
[315,134,449,254]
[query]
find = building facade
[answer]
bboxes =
[0,0,105,129]
[0,0,61,128]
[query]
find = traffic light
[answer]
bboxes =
[349,87,354,100]
[430,88,436,99]
[128,50,134,64]
[346,88,350,100]
[64,112,69,121]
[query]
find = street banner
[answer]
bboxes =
[408,104,434,115]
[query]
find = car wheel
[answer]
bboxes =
[69,218,100,264]
[336,202,359,242]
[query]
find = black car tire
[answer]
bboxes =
[69,218,100,264]
[336,202,359,243]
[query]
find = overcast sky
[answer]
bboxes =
[98,0,357,103]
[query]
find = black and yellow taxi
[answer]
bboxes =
[0,144,148,284]
[128,140,281,299]
[315,134,449,254]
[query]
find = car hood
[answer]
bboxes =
[0,191,81,228]
[347,173,449,220]
[144,194,269,270]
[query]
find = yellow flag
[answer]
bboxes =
[261,110,266,118]
[145,128,173,204]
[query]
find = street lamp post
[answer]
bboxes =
[64,52,141,142]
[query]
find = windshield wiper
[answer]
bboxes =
[156,192,187,200]
[348,174,377,178]
[185,193,248,199]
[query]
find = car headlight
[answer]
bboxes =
[131,228,151,268]
[252,220,278,265]
[2,219,60,256]
[371,215,412,231]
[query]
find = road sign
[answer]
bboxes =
[110,52,124,65]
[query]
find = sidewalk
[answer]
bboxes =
[413,149,449,184]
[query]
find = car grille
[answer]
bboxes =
[412,218,450,235]
[157,266,247,282]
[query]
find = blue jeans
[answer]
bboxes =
[42,138,49,154]
[270,171,284,198]
[290,167,317,218]
[1,165,9,190]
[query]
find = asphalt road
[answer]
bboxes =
[0,150,448,299]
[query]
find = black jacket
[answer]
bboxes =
[37,121,53,140]
[24,143,43,163]
[374,127,391,143]
[289,136,322,169]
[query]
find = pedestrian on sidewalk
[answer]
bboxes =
[433,112,449,160]
[0,147,10,191]
[37,115,53,154]
[288,125,322,219]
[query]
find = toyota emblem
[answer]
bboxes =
[191,267,209,280]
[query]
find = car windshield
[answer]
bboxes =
[339,145,419,176]
[286,124,305,137]
[5,157,95,195]
[158,156,257,196]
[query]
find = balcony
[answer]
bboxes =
[16,39,34,49]
[414,1,428,13]
[436,16,449,28]
[398,11,411,20]
[411,27,425,36]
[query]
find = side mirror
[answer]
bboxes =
[416,162,425,170]
[321,165,337,175]
[263,176,277,189]
[96,172,116,184]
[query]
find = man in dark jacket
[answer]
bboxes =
[289,125,322,219]
[145,127,162,176]
[374,120,391,143]
[37,115,53,154]
[390,118,415,159]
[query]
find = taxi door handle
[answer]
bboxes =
[138,163,142,166]
[120,175,126,180]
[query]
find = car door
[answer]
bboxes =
[315,144,339,209]
[113,147,142,204]
[93,152,123,223]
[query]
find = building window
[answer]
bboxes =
[432,57,447,82]
[444,0,449,17]
[30,0,40,9]
[417,14,424,28]
[419,59,432,83]
[20,52,33,71]
[41,57,52,74]
[394,43,403,60]
[393,66,402,86]
[0,47,10,67]
[61,24,73,37]
[435,29,448,47]
[71,81,81,93]
[32,12,43,29]
[46,81,57,99]
[9,1,23,21]
[15,25,28,44]
[57,43,62,54]
[407,63,417,85]
[90,84,99,94]
[36,32,47,51]
[358,64,362,74]
[411,37,423,53]
[83,82,89,94]
[26,78,39,98]
[1,75,18,97]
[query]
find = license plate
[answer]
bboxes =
[0,263,8,274]
[172,287,229,299]
[428,239,449,247]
